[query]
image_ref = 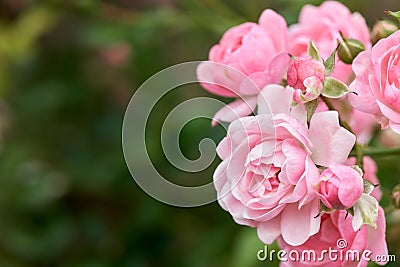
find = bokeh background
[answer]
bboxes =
[1,0,400,266]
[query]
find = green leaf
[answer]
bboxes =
[321,77,350,98]
[346,207,354,216]
[363,179,376,195]
[352,194,379,230]
[319,201,332,213]
[305,98,318,124]
[352,165,364,177]
[307,40,320,61]
[323,49,336,76]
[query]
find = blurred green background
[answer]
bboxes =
[1,0,400,266]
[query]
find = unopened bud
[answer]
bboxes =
[337,35,365,64]
[371,20,398,44]
[391,184,400,209]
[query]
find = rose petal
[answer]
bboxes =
[257,215,282,244]
[257,85,294,115]
[259,9,288,51]
[367,207,388,265]
[309,111,356,166]
[280,200,320,246]
[212,96,257,126]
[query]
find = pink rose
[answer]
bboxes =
[197,10,290,125]
[289,1,370,83]
[278,207,388,267]
[346,156,382,201]
[317,163,363,210]
[214,85,356,246]
[287,56,325,103]
[348,30,400,134]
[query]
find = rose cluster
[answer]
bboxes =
[197,1,400,266]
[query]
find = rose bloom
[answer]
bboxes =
[289,1,370,83]
[348,30,400,134]
[278,207,388,267]
[197,9,290,125]
[214,85,355,246]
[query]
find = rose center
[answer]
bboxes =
[247,168,280,197]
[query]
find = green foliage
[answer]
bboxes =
[305,99,319,124]
[321,77,350,98]
[307,40,321,61]
[323,49,336,76]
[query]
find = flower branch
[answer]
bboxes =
[350,147,400,157]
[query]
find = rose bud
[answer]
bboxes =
[287,56,325,90]
[287,56,325,103]
[317,163,364,210]
[371,20,398,44]
[337,36,365,64]
[391,184,400,209]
